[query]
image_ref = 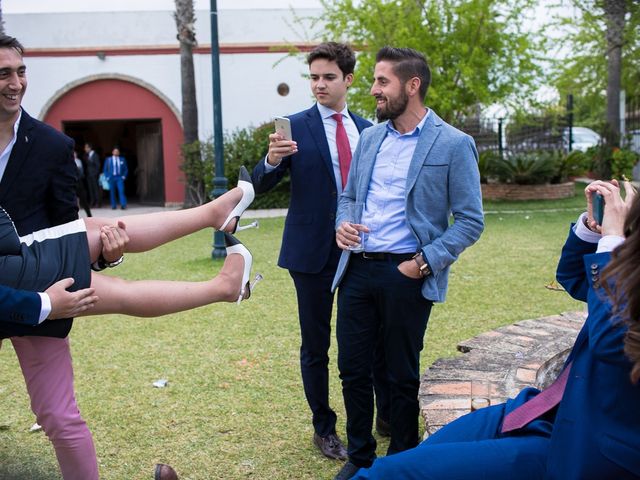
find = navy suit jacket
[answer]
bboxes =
[0,109,78,339]
[0,285,41,326]
[252,105,371,274]
[103,155,129,180]
[541,227,640,479]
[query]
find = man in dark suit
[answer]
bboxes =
[84,142,102,207]
[252,42,389,461]
[0,35,100,480]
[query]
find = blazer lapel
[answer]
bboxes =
[356,125,387,202]
[349,111,368,134]
[0,110,36,203]
[405,110,442,194]
[304,105,335,183]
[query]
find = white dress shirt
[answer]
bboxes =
[265,103,361,193]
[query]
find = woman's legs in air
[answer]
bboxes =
[83,183,249,260]
[80,249,248,317]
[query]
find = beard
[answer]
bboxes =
[375,89,409,122]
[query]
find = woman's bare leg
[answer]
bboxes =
[77,251,246,317]
[83,187,244,260]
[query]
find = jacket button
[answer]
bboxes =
[330,213,335,220]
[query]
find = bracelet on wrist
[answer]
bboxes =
[91,254,124,271]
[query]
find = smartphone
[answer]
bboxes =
[274,116,292,141]
[593,193,605,225]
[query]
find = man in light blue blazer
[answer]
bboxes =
[332,47,484,480]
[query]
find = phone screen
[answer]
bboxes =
[593,193,605,225]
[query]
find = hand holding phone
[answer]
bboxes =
[274,117,292,141]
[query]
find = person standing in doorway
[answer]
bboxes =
[74,149,92,217]
[83,142,101,207]
[331,46,484,480]
[103,146,128,210]
[251,42,391,461]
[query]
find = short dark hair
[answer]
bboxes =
[375,46,431,101]
[307,42,356,78]
[0,35,24,55]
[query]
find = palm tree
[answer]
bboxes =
[175,0,200,205]
[0,0,5,35]
[603,0,627,146]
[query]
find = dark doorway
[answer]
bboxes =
[64,119,166,205]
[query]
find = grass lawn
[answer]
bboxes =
[0,186,588,479]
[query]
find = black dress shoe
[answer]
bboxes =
[375,416,391,437]
[333,461,360,480]
[313,432,348,460]
[154,463,179,480]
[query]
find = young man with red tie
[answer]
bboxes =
[251,42,390,461]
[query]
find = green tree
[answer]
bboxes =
[551,0,640,132]
[317,0,542,122]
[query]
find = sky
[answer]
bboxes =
[3,0,324,13]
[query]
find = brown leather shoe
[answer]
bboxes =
[154,463,179,480]
[313,433,348,461]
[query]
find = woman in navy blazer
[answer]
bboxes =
[348,179,640,480]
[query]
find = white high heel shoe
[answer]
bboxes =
[219,166,256,234]
[224,233,263,305]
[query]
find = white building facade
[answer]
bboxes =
[5,1,324,205]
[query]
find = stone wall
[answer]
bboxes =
[418,311,585,438]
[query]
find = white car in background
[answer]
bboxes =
[565,127,602,152]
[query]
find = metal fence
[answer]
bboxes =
[453,94,640,157]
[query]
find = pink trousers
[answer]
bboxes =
[3,336,99,480]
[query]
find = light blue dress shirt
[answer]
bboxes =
[361,109,430,253]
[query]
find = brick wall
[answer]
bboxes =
[481,181,575,201]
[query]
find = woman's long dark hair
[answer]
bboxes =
[602,193,640,383]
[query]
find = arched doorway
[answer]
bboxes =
[43,77,184,206]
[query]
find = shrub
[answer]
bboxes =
[179,122,291,208]
[552,150,589,183]
[180,140,214,206]
[224,122,290,209]
[478,150,500,184]
[483,150,588,186]
[492,151,557,185]
[611,148,639,180]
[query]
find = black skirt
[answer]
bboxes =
[0,207,91,292]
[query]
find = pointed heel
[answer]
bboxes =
[235,220,259,232]
[224,233,256,305]
[219,166,255,233]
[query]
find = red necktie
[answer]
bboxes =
[501,361,572,433]
[332,113,352,189]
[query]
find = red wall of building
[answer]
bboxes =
[43,78,184,204]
